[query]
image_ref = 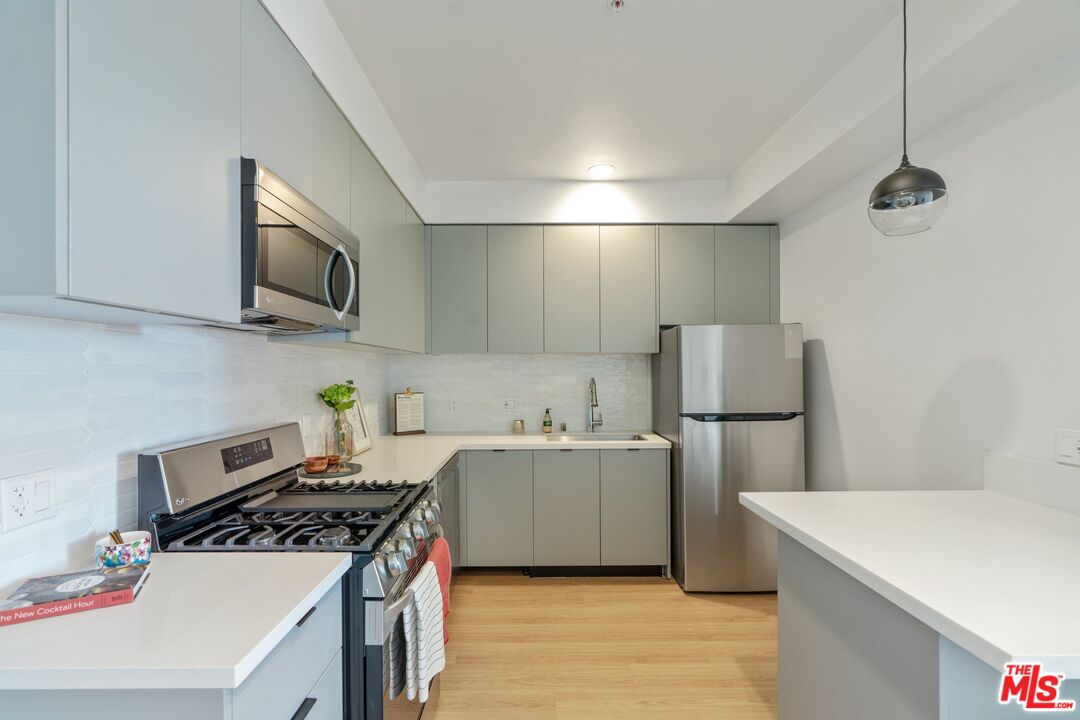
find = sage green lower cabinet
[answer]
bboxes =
[464,451,533,566]
[715,225,772,324]
[431,226,488,353]
[600,226,658,353]
[533,450,601,566]
[600,449,668,566]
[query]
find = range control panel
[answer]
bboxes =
[221,438,274,474]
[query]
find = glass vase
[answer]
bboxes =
[325,410,355,467]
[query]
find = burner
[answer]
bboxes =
[314,526,352,547]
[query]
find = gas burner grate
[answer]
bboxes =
[290,479,412,494]
[169,520,377,550]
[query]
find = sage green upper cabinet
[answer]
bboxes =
[544,226,600,353]
[659,225,715,326]
[66,0,240,323]
[600,226,658,353]
[431,226,488,353]
[396,204,427,353]
[488,226,544,354]
[310,82,351,229]
[715,226,772,324]
[240,0,313,197]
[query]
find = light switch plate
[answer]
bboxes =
[502,398,517,411]
[1055,429,1080,467]
[2,469,56,532]
[448,396,461,414]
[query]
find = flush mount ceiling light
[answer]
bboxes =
[609,0,626,12]
[586,164,616,180]
[868,0,948,236]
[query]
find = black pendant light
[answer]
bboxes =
[868,0,947,236]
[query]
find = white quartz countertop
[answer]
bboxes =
[0,552,351,690]
[335,431,670,485]
[740,490,1080,677]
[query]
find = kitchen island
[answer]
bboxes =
[740,489,1080,720]
[0,552,351,719]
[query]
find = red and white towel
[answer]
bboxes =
[428,537,452,642]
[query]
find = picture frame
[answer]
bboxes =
[344,398,374,456]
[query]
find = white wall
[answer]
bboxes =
[779,51,1080,491]
[0,314,390,592]
[424,180,728,225]
[390,353,651,433]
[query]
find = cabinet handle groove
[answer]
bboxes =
[296,606,317,627]
[290,697,317,720]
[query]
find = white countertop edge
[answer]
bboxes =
[0,554,353,691]
[739,492,1037,677]
[227,553,352,689]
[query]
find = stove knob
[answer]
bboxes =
[409,508,425,524]
[386,551,407,577]
[429,499,443,515]
[410,521,428,541]
[397,537,417,560]
[423,505,438,525]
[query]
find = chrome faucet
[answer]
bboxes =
[587,377,604,433]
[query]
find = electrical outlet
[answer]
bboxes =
[448,396,461,413]
[502,398,517,411]
[2,469,56,532]
[1056,428,1080,467]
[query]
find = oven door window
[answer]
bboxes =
[258,205,319,305]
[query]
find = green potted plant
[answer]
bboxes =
[318,380,357,465]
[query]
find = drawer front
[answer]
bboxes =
[302,649,343,720]
[232,581,342,720]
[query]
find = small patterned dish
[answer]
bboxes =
[95,530,152,569]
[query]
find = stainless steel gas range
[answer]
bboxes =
[137,423,443,720]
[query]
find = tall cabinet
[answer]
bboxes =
[600,226,658,353]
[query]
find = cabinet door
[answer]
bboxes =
[436,456,462,572]
[600,226,658,353]
[310,82,351,228]
[715,226,772,324]
[600,449,668,566]
[68,0,240,323]
[305,650,343,720]
[544,226,600,353]
[533,450,600,566]
[659,225,715,325]
[488,226,544,353]
[240,0,313,196]
[349,134,406,349]
[431,226,487,353]
[465,451,533,566]
[394,204,426,353]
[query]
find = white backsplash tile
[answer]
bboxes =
[0,313,391,592]
[0,312,654,592]
[390,353,652,433]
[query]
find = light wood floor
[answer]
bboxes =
[425,570,777,720]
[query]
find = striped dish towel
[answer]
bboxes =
[402,562,446,703]
[384,611,407,700]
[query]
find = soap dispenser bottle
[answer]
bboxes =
[543,409,553,433]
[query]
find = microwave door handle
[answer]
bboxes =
[341,244,356,318]
[324,244,354,322]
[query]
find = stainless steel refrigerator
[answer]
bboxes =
[653,324,805,592]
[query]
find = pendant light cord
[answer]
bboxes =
[901,0,909,166]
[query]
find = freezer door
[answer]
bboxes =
[673,414,805,592]
[679,324,804,415]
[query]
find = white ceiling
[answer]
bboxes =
[325,0,896,182]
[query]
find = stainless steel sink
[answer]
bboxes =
[545,434,647,442]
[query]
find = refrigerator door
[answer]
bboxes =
[673,414,805,592]
[679,324,804,415]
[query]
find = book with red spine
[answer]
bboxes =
[0,565,150,627]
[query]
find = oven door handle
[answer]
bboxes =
[382,589,414,643]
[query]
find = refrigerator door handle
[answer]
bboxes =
[680,412,802,422]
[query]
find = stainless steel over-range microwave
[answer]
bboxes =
[240,158,359,334]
